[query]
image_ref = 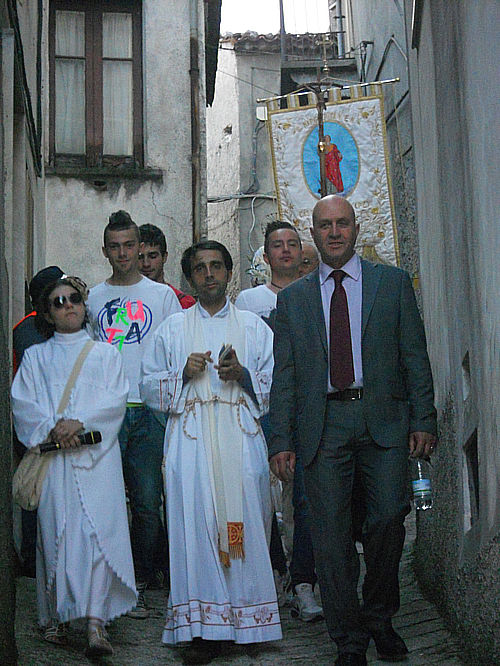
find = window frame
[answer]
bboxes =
[48,0,143,169]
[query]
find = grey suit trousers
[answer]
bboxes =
[304,399,410,654]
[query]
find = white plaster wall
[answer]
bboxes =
[206,46,281,294]
[458,1,500,529]
[4,1,46,326]
[206,46,241,297]
[235,52,280,290]
[350,0,408,107]
[16,0,39,102]
[406,4,499,656]
[44,0,204,289]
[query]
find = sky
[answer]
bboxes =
[220,0,330,35]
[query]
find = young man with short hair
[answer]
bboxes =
[139,223,195,309]
[87,210,182,618]
[141,241,281,664]
[235,221,302,317]
[235,221,323,622]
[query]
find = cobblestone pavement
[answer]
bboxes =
[16,515,465,665]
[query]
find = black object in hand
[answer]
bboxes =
[39,431,102,454]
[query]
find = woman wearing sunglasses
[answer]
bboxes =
[11,277,136,657]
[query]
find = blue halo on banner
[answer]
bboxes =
[302,122,359,198]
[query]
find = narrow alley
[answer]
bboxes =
[16,515,465,665]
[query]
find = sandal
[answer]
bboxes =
[41,622,68,645]
[86,626,113,657]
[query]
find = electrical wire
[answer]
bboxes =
[216,68,281,97]
[248,197,258,254]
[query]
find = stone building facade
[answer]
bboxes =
[43,0,220,289]
[0,1,221,660]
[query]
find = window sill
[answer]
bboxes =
[45,165,163,182]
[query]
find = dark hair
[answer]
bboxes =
[35,277,89,338]
[103,210,140,246]
[264,220,301,255]
[139,224,167,255]
[181,241,233,279]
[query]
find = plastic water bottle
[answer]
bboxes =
[411,458,433,510]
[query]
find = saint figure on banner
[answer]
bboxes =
[324,135,344,194]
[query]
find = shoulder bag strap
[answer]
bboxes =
[57,340,95,414]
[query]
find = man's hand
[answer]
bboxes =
[183,351,213,379]
[409,431,436,458]
[49,418,84,450]
[270,451,296,483]
[215,348,243,383]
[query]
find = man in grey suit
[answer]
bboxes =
[268,195,437,666]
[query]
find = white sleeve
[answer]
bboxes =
[234,291,248,310]
[140,320,187,414]
[11,352,58,449]
[244,315,274,417]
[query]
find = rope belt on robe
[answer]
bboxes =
[183,303,251,567]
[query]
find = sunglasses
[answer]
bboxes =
[50,292,84,309]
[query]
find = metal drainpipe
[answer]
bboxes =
[190,0,201,242]
[337,0,345,59]
[279,0,286,65]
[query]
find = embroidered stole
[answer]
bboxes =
[183,303,247,566]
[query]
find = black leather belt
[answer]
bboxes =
[327,388,364,401]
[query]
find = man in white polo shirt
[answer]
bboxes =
[87,210,181,618]
[235,221,323,623]
[235,221,302,319]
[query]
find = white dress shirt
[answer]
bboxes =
[318,253,363,392]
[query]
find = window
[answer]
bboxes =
[49,0,143,168]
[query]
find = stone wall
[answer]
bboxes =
[405,1,499,662]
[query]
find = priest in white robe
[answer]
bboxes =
[11,276,136,657]
[140,241,281,664]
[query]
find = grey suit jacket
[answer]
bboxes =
[268,258,437,466]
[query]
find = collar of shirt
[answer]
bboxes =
[197,298,230,319]
[319,253,361,285]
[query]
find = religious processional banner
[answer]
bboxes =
[266,84,399,266]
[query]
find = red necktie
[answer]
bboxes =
[329,270,355,390]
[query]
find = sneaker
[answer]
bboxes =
[273,569,290,608]
[290,582,324,621]
[86,626,113,657]
[127,583,150,619]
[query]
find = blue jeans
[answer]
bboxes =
[119,405,165,585]
[290,456,317,589]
